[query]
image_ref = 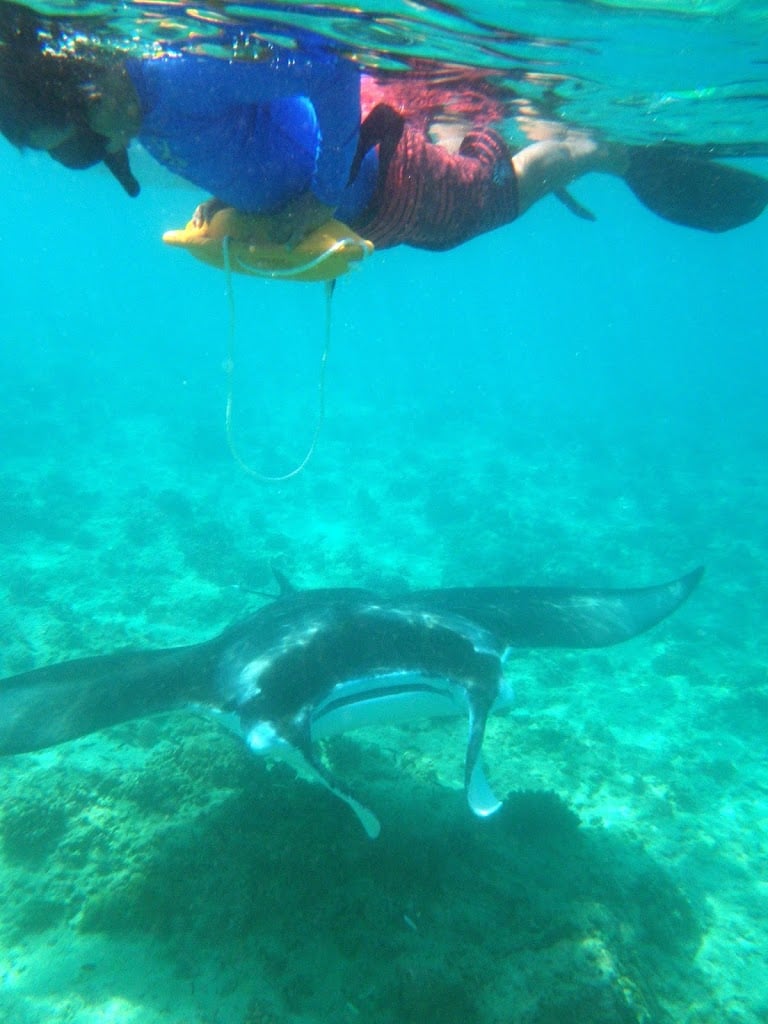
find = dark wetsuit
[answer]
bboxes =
[351,122,519,252]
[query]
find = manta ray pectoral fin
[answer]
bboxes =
[0,643,214,756]
[411,566,704,649]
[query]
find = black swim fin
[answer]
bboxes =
[625,146,768,232]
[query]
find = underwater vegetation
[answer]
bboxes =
[0,716,703,1024]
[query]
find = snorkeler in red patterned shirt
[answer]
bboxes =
[2,2,767,245]
[345,74,768,246]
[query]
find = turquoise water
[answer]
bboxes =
[1,2,767,1022]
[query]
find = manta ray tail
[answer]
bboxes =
[0,643,216,756]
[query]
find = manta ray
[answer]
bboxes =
[0,567,703,837]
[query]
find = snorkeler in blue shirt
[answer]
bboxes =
[125,45,378,241]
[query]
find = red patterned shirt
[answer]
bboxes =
[353,126,519,251]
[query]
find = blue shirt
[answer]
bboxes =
[128,47,376,217]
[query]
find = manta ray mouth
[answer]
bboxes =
[308,671,509,829]
[308,671,470,740]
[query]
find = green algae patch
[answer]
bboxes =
[1,797,68,864]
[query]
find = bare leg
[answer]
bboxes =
[512,135,629,216]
